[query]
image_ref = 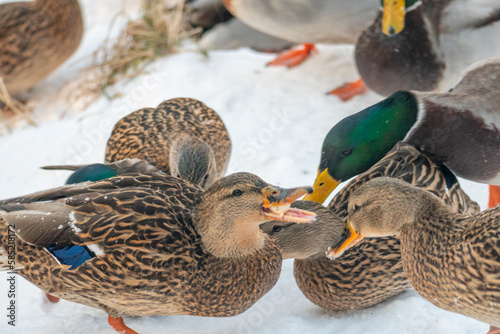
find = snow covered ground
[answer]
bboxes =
[0,1,491,333]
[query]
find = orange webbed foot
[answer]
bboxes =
[45,293,60,303]
[487,326,500,334]
[327,78,367,102]
[266,43,317,68]
[488,185,500,208]
[108,316,139,334]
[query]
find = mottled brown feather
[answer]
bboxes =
[0,172,282,319]
[349,177,500,327]
[264,143,478,311]
[0,0,83,96]
[105,98,231,188]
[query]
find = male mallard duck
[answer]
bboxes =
[0,0,83,97]
[105,97,231,189]
[0,172,316,334]
[305,57,500,208]
[355,0,500,97]
[330,177,500,333]
[262,143,479,310]
[222,0,377,73]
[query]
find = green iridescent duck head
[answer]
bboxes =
[304,91,418,204]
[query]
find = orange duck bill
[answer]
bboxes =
[327,219,364,259]
[261,185,317,223]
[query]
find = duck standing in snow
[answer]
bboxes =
[0,0,83,97]
[352,0,500,98]
[305,57,500,208]
[221,0,378,100]
[0,172,316,334]
[262,143,479,311]
[330,177,500,334]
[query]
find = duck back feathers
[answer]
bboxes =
[105,98,231,185]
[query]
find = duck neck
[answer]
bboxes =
[195,203,267,259]
[401,191,464,246]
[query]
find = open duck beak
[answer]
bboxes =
[302,168,340,204]
[262,186,317,223]
[327,219,364,259]
[382,0,406,36]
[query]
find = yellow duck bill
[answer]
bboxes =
[327,219,364,259]
[382,0,406,36]
[303,168,341,204]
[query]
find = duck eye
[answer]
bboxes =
[272,225,283,233]
[341,148,353,158]
[232,189,243,196]
[350,204,361,213]
[204,174,209,180]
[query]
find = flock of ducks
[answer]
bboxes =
[1,0,500,334]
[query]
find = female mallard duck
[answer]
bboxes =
[0,172,316,334]
[330,177,500,333]
[262,143,479,311]
[355,0,500,97]
[0,0,83,97]
[221,0,377,70]
[105,97,231,189]
[305,57,500,208]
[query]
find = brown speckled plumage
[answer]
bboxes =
[105,98,231,188]
[0,172,288,328]
[0,0,83,96]
[346,177,500,328]
[263,143,479,311]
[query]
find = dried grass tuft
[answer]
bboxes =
[0,78,36,134]
[68,0,201,109]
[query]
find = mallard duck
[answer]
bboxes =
[188,0,294,52]
[105,97,231,189]
[330,176,500,333]
[262,143,479,311]
[305,57,500,208]
[355,0,500,97]
[0,172,316,333]
[0,0,83,97]
[42,158,162,185]
[221,0,378,69]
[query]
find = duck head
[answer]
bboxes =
[327,177,433,259]
[196,172,317,258]
[303,91,418,204]
[260,200,344,259]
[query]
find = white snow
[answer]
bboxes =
[0,0,490,333]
